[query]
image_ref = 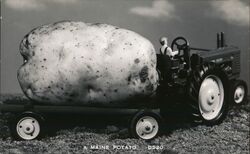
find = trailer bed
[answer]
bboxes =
[0,102,160,116]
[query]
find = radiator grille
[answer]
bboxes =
[233,53,240,74]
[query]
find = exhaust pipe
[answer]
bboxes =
[221,32,224,47]
[216,32,226,48]
[217,33,220,48]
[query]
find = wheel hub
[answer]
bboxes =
[22,122,35,134]
[141,121,153,133]
[206,90,216,105]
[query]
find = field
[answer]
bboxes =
[0,94,249,154]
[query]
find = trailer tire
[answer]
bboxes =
[230,80,248,105]
[189,64,229,125]
[129,110,162,141]
[10,112,45,140]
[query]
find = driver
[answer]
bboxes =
[159,37,178,58]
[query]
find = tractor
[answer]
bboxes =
[156,32,248,125]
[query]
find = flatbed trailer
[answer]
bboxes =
[0,103,143,115]
[0,102,162,141]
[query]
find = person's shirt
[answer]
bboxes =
[160,44,168,55]
[160,45,178,59]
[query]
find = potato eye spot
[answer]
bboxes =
[134,58,140,64]
[139,66,149,83]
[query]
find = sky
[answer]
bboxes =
[0,0,249,94]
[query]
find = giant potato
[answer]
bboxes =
[17,21,159,106]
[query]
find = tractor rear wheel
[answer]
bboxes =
[189,64,229,125]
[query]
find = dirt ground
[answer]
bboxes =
[0,94,249,154]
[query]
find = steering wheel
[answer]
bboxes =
[171,37,189,56]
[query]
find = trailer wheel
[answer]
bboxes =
[10,112,44,140]
[230,80,248,105]
[189,64,229,125]
[129,111,162,141]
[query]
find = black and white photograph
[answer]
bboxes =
[0,0,249,153]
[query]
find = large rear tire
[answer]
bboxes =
[189,64,229,125]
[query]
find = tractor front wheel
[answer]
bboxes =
[230,80,248,105]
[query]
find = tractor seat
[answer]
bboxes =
[157,54,171,72]
[157,54,180,71]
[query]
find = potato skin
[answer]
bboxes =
[17,21,159,106]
